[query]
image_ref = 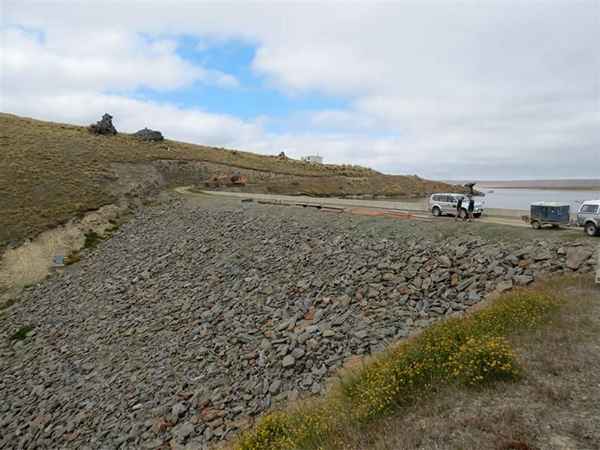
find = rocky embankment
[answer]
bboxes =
[1,196,596,449]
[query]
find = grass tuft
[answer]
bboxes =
[1,296,18,311]
[10,325,34,341]
[83,231,103,249]
[64,252,81,265]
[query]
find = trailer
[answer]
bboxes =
[530,202,570,230]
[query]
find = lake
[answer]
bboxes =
[477,188,600,211]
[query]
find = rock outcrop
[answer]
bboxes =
[134,128,164,142]
[88,113,117,135]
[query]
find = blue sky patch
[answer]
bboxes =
[131,35,349,131]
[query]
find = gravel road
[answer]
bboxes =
[1,194,596,449]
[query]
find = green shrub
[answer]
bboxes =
[83,230,103,249]
[10,325,34,341]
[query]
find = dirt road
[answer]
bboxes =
[176,187,542,230]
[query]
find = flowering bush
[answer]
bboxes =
[236,407,330,450]
[448,336,520,386]
[236,413,293,450]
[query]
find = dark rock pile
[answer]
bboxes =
[1,197,595,449]
[134,128,164,142]
[88,113,117,135]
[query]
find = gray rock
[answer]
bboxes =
[466,291,481,304]
[509,256,521,267]
[457,277,475,292]
[566,247,592,270]
[269,379,282,394]
[282,355,295,368]
[322,329,335,338]
[422,277,432,290]
[496,280,513,293]
[534,251,552,261]
[134,128,164,142]
[438,255,452,267]
[173,422,195,443]
[354,329,369,340]
[143,439,164,449]
[291,347,305,359]
[88,113,117,135]
[492,266,505,276]
[172,402,188,418]
[513,275,534,286]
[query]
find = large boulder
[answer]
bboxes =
[133,127,164,142]
[88,113,117,135]
[566,247,593,270]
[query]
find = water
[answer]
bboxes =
[478,188,600,211]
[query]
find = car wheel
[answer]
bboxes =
[432,206,441,217]
[531,221,541,230]
[585,222,598,237]
[474,213,481,218]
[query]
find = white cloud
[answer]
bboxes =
[1,26,237,95]
[1,0,599,179]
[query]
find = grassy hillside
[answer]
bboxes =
[220,173,455,198]
[0,113,455,249]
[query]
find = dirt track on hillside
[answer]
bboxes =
[179,187,581,231]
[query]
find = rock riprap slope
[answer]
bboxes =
[1,197,595,449]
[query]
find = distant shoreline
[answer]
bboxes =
[478,185,600,191]
[444,179,600,191]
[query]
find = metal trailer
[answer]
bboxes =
[530,202,570,230]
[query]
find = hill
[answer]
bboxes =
[0,113,457,249]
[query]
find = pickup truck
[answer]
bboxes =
[577,200,600,236]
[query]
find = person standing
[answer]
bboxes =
[455,196,464,221]
[467,195,475,222]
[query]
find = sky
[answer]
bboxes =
[1,0,599,180]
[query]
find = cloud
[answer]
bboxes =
[1,0,599,179]
[1,26,238,95]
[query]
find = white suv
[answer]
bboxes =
[429,193,483,218]
[577,200,600,236]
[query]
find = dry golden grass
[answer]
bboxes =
[231,174,454,199]
[231,276,600,450]
[0,113,454,250]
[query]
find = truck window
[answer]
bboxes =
[580,204,599,214]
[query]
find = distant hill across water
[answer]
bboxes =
[446,179,600,191]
